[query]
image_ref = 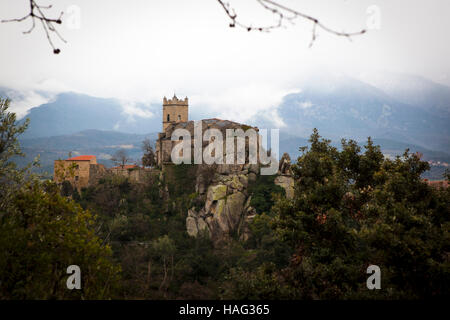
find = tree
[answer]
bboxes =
[0,99,121,299]
[0,181,121,299]
[216,0,366,47]
[151,235,176,296]
[0,98,31,214]
[111,149,131,169]
[271,129,449,299]
[1,0,65,54]
[141,138,156,168]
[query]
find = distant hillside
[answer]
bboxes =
[271,75,450,153]
[3,72,449,178]
[17,92,163,138]
[17,129,157,175]
[5,73,449,154]
[279,133,449,180]
[364,73,450,117]
[15,129,449,180]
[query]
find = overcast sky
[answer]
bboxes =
[1,0,449,120]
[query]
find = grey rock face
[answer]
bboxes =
[274,175,295,199]
[279,152,292,175]
[186,153,295,243]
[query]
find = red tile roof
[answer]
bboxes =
[66,155,96,161]
[424,180,448,188]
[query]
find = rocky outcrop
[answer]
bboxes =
[274,175,295,199]
[278,153,292,175]
[186,154,297,242]
[186,163,257,243]
[183,135,298,244]
[274,153,295,200]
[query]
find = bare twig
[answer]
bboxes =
[3,0,366,54]
[1,0,65,54]
[216,0,366,46]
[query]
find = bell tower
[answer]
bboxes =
[162,94,188,131]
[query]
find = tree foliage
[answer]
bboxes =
[0,98,30,213]
[2,101,448,300]
[142,138,156,168]
[269,129,449,299]
[111,149,131,168]
[0,99,121,299]
[0,181,121,299]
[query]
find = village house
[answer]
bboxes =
[54,157,152,190]
[53,155,106,191]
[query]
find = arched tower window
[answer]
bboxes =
[167,114,170,122]
[178,115,181,121]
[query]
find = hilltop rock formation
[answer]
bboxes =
[186,163,258,243]
[274,153,294,199]
[155,113,295,243]
[186,154,295,243]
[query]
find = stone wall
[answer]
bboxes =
[54,160,93,191]
[89,163,107,185]
[162,96,188,131]
[107,167,153,183]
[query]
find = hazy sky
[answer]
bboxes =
[1,0,449,120]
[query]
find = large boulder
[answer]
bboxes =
[274,175,295,199]
[186,216,198,237]
[216,191,246,234]
[187,172,250,242]
[279,152,292,175]
[207,184,227,200]
[186,157,292,243]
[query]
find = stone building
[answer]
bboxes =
[156,118,259,167]
[156,95,189,165]
[109,164,152,182]
[162,95,189,131]
[156,95,263,167]
[53,155,106,191]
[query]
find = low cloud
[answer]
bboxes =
[298,101,313,109]
[120,100,155,119]
[98,153,112,160]
[191,84,297,127]
[107,144,135,149]
[5,90,52,119]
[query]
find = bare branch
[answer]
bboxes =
[1,0,65,54]
[216,0,366,46]
[3,0,366,54]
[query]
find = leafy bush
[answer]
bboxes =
[248,174,285,214]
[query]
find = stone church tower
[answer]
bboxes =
[162,94,188,131]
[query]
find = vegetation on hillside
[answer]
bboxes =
[0,98,120,299]
[1,98,448,299]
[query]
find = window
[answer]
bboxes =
[178,114,181,121]
[75,176,79,181]
[167,114,170,122]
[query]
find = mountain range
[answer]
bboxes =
[1,72,449,179]
[256,74,450,153]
